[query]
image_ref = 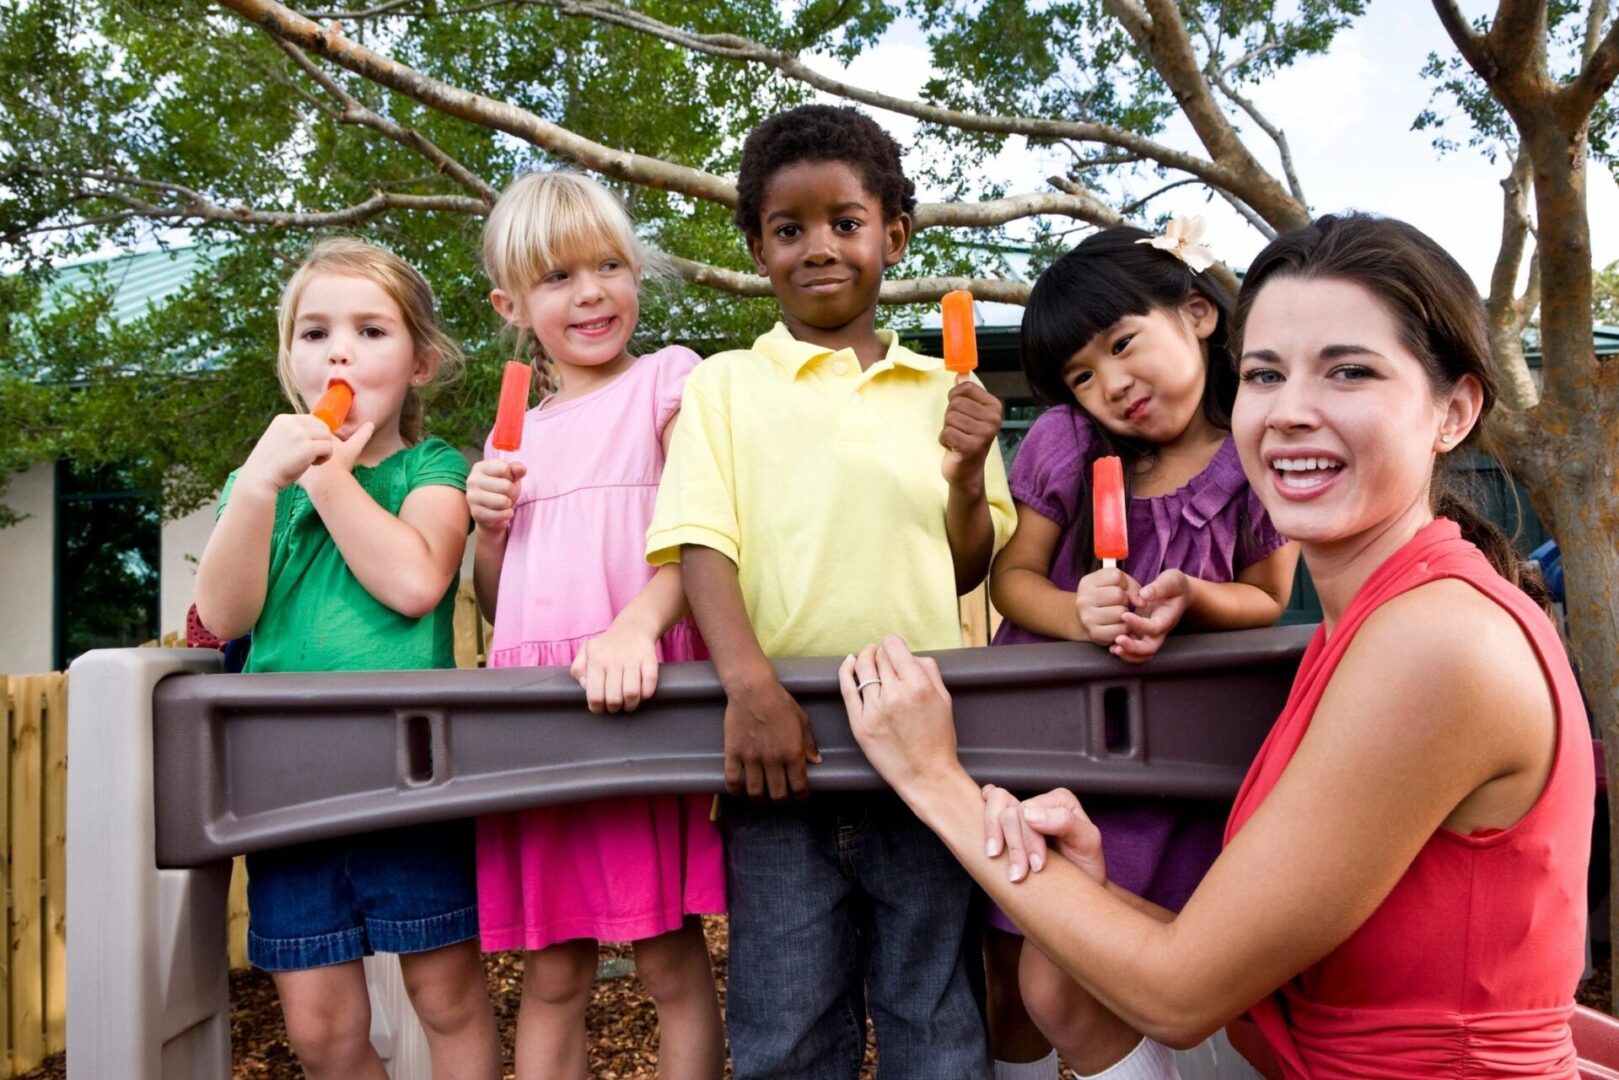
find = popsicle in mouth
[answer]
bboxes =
[491,360,533,452]
[1093,455,1128,569]
[310,380,353,432]
[941,289,978,376]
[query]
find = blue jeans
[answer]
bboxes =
[722,793,990,1079]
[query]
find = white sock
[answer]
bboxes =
[1077,1037,1181,1080]
[994,1050,1060,1080]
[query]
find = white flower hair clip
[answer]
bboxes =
[1136,214,1217,274]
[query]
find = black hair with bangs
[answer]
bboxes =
[1020,225,1238,579]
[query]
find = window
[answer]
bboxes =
[54,461,160,669]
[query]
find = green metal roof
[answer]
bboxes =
[41,245,204,326]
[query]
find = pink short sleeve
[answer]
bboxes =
[649,345,704,436]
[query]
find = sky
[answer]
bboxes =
[802,1,1619,295]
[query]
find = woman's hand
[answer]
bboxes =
[570,615,660,714]
[1113,568,1193,663]
[982,785,1108,887]
[839,635,967,797]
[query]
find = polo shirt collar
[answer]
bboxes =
[753,322,943,378]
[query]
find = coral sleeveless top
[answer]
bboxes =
[1224,519,1593,1079]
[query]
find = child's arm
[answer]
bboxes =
[990,504,1086,641]
[940,380,1004,593]
[1113,543,1300,663]
[467,458,526,621]
[990,503,1142,645]
[684,544,821,801]
[299,428,470,619]
[194,413,336,639]
[570,416,688,713]
[570,564,687,713]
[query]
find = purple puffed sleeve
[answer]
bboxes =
[1009,406,1095,530]
[652,345,704,436]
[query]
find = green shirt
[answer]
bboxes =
[218,438,470,674]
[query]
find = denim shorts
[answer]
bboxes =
[246,818,479,972]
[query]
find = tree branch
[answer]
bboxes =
[214,0,742,206]
[1047,176,1127,228]
[1486,147,1540,410]
[1104,0,1307,229]
[1119,177,1201,216]
[1568,5,1619,117]
[1432,0,1492,79]
[303,0,417,18]
[501,0,1250,202]
[666,255,1032,305]
[1195,20,1307,204]
[914,191,1126,230]
[270,36,500,205]
[1212,187,1278,240]
[41,169,486,228]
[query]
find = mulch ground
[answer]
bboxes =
[23,930,1615,1078]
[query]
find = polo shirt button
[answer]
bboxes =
[849,393,861,405]
[831,360,848,375]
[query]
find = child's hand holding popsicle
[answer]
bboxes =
[468,360,533,534]
[1075,455,1142,647]
[938,290,1003,488]
[238,378,360,497]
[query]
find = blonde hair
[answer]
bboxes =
[481,171,665,385]
[276,237,465,445]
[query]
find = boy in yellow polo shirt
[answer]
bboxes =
[647,104,1014,1078]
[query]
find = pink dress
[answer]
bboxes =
[476,346,727,951]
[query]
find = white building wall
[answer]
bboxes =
[160,498,220,641]
[0,463,57,674]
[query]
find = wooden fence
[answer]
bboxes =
[0,673,68,1077]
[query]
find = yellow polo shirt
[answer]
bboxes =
[647,323,1015,659]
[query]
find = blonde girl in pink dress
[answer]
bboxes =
[466,171,725,1080]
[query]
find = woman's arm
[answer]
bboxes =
[847,582,1554,1047]
[989,504,1084,640]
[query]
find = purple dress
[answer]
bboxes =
[992,405,1286,922]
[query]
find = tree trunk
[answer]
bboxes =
[1487,89,1619,1006]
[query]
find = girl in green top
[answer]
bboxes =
[195,239,499,1080]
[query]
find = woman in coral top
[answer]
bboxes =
[840,213,1593,1080]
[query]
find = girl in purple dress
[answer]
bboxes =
[984,222,1298,1080]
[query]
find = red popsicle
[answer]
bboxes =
[1093,455,1128,569]
[941,290,978,376]
[491,360,532,452]
[310,380,353,432]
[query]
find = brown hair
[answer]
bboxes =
[276,237,465,445]
[1230,213,1546,602]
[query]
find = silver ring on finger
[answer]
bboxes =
[855,677,882,694]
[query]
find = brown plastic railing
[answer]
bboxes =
[151,626,1313,868]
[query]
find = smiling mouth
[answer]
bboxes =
[1271,455,1345,490]
[800,278,849,292]
[1124,398,1151,421]
[571,316,616,333]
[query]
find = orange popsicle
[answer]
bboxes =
[491,360,532,452]
[1093,455,1128,569]
[941,289,978,375]
[310,380,353,432]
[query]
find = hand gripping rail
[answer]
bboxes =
[150,626,1314,868]
[70,626,1313,1080]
